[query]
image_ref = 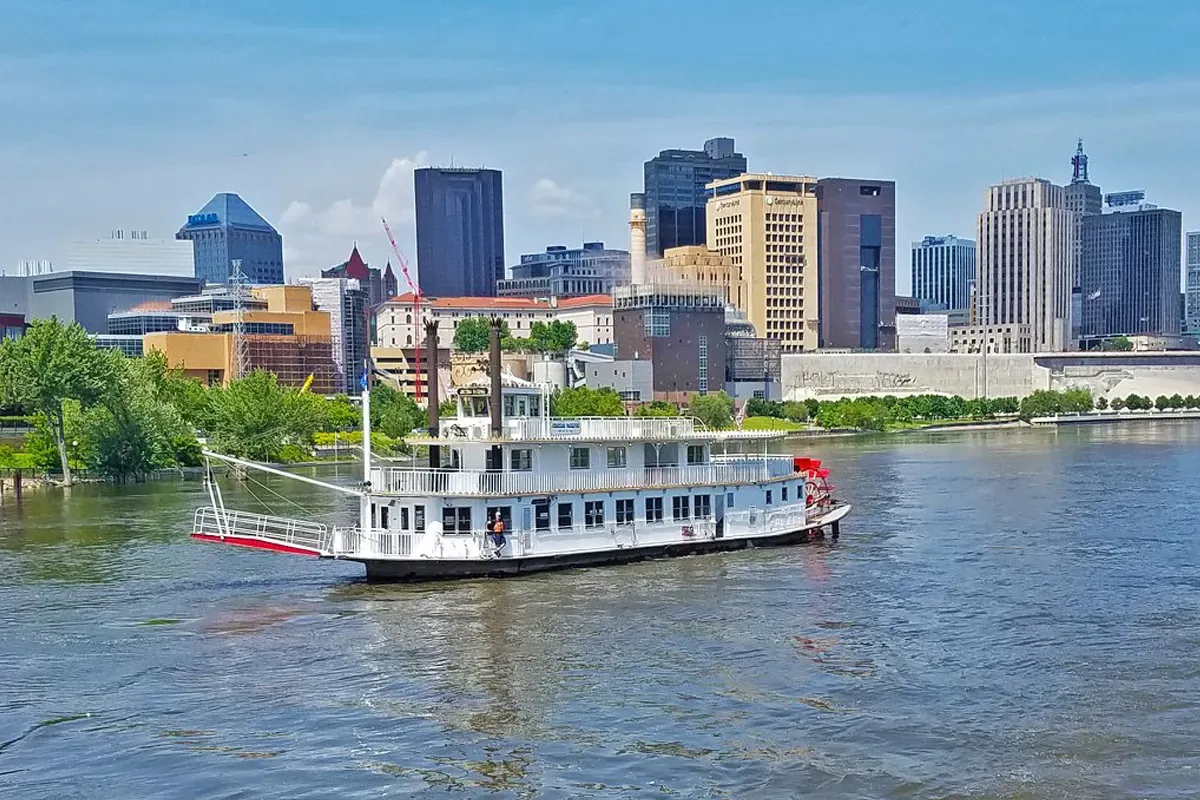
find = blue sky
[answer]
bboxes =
[3,0,1200,291]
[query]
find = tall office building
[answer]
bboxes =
[300,277,370,394]
[911,235,976,310]
[1064,140,1102,256]
[644,137,747,257]
[705,173,820,352]
[1186,231,1200,333]
[413,167,505,297]
[497,242,630,299]
[816,178,897,350]
[176,193,284,285]
[1078,192,1181,341]
[976,178,1075,352]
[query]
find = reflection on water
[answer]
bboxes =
[2,425,1200,797]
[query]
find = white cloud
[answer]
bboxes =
[278,152,428,276]
[530,178,600,219]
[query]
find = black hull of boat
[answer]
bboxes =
[355,520,842,583]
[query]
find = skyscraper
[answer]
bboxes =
[1078,193,1182,341]
[176,193,284,285]
[976,179,1075,352]
[644,138,746,257]
[1064,140,1102,259]
[413,167,505,297]
[815,178,897,350]
[706,173,820,352]
[911,235,976,311]
[1186,232,1200,333]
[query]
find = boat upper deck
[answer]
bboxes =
[406,415,788,445]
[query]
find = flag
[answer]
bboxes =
[360,372,369,390]
[1087,288,1101,301]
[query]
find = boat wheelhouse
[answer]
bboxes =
[192,319,850,581]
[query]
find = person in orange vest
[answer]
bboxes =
[489,511,507,555]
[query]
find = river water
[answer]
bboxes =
[3,425,1200,799]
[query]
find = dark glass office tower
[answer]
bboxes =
[644,137,746,257]
[1079,195,1182,341]
[816,178,897,350]
[414,168,505,297]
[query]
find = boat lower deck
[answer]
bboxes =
[356,504,849,581]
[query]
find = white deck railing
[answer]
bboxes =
[193,507,331,552]
[429,416,781,442]
[371,456,797,496]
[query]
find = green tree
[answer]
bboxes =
[528,320,577,353]
[634,400,679,418]
[1155,395,1171,411]
[781,401,809,423]
[1110,396,1126,411]
[688,392,734,429]
[1170,393,1185,410]
[323,396,361,432]
[1061,388,1094,413]
[1186,395,1199,409]
[453,317,509,353]
[1105,336,1134,351]
[205,371,327,461]
[371,384,426,438]
[552,387,625,417]
[0,319,115,485]
[1095,396,1109,410]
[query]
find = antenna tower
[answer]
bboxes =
[230,259,251,380]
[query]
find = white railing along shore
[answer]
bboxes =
[427,416,781,442]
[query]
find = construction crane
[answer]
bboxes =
[381,217,424,401]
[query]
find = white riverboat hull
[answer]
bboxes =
[354,503,851,582]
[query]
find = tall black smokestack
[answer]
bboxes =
[424,320,440,470]
[489,316,504,471]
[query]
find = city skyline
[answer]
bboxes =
[3,2,1200,293]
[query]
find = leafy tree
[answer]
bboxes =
[323,396,361,432]
[803,398,820,419]
[1155,395,1171,411]
[1170,393,1185,410]
[0,319,115,485]
[1095,396,1109,410]
[781,401,809,423]
[1186,395,1199,409]
[205,371,327,461]
[528,320,577,353]
[552,387,625,417]
[453,317,509,353]
[1105,336,1134,351]
[1110,396,1125,411]
[688,392,734,430]
[576,340,590,351]
[370,385,426,438]
[744,397,783,418]
[1060,388,1094,414]
[438,400,457,419]
[634,400,679,418]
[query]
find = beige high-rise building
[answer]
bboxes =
[705,173,819,352]
[976,178,1076,352]
[656,245,740,307]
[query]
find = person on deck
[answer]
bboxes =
[489,511,507,555]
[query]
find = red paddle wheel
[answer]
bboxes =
[794,457,835,509]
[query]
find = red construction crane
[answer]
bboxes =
[381,217,424,402]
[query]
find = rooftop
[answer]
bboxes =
[178,193,278,234]
[386,293,612,310]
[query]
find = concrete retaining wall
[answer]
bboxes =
[781,352,1200,400]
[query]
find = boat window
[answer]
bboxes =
[570,447,590,470]
[534,501,551,531]
[694,495,711,519]
[510,448,533,471]
[672,496,690,521]
[442,507,472,534]
[726,493,734,508]
[558,502,573,529]
[530,396,541,417]
[606,446,627,469]
[645,497,663,522]
[616,499,634,525]
[380,506,390,529]
[585,501,605,528]
[400,507,411,531]
[517,397,528,416]
[765,490,773,506]
[687,445,707,465]
[782,486,789,501]
[469,397,488,416]
[414,505,425,532]
[504,395,515,416]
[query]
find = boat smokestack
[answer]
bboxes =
[629,192,647,286]
[489,316,504,471]
[424,320,440,470]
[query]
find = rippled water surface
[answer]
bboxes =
[4,426,1200,798]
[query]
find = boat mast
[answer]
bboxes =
[361,365,372,533]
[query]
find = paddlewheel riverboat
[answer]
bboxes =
[192,321,851,582]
